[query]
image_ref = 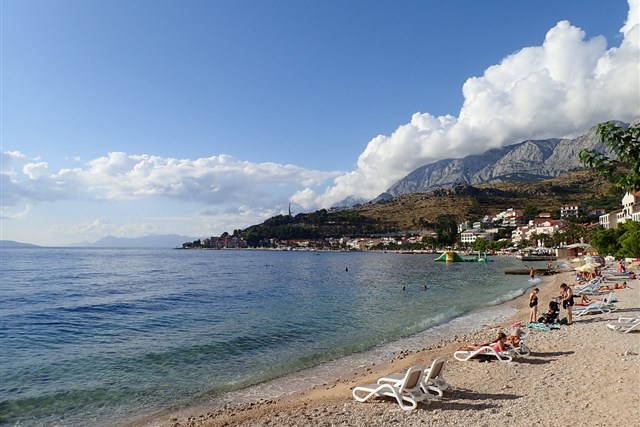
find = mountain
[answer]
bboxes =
[375,123,624,201]
[0,240,41,248]
[237,168,621,241]
[69,234,198,248]
[355,169,620,233]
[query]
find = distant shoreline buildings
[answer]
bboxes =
[185,192,639,251]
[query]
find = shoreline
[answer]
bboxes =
[132,263,640,427]
[141,268,639,427]
[132,287,523,427]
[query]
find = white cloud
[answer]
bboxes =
[1,150,342,210]
[293,0,640,210]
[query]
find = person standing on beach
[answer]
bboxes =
[530,267,535,280]
[560,283,574,325]
[529,288,539,323]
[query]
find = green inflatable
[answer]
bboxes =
[434,250,484,262]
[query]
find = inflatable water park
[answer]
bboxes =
[434,250,489,262]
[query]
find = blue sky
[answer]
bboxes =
[2,0,639,246]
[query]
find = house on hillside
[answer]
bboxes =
[511,218,568,246]
[492,208,525,227]
[561,203,584,218]
[599,191,640,229]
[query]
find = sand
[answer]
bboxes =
[145,267,640,427]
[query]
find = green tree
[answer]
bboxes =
[579,121,640,193]
[523,205,539,221]
[421,236,437,249]
[472,237,488,251]
[589,226,622,256]
[617,221,640,258]
[434,215,458,247]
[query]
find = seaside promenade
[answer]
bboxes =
[147,267,640,427]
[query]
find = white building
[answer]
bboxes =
[511,218,568,245]
[461,229,492,245]
[560,204,583,218]
[599,191,640,229]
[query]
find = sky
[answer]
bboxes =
[1,0,639,246]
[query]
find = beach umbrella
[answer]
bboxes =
[575,263,599,272]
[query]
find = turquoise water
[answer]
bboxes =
[0,248,534,426]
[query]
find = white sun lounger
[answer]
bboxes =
[606,317,640,333]
[573,300,617,317]
[453,345,513,363]
[376,356,450,399]
[352,366,430,410]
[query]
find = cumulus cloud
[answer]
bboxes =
[1,150,341,209]
[292,0,640,210]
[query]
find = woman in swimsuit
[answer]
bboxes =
[458,332,508,352]
[560,283,574,325]
[529,288,539,323]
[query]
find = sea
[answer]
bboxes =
[0,247,544,426]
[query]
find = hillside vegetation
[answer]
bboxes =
[238,169,622,243]
[354,169,620,231]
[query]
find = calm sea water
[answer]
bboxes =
[0,248,535,426]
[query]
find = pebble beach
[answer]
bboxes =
[144,266,640,427]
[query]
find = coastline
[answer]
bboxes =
[133,263,640,427]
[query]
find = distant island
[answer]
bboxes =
[70,234,198,248]
[0,240,41,248]
[1,234,199,249]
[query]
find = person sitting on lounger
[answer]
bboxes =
[506,327,525,348]
[575,294,597,306]
[458,332,508,352]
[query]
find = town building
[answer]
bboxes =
[560,203,584,218]
[599,191,640,229]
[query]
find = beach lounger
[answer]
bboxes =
[509,342,531,357]
[606,317,640,333]
[573,300,617,317]
[352,366,430,410]
[574,280,602,295]
[377,356,450,399]
[453,346,513,363]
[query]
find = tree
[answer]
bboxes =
[587,222,639,258]
[523,205,539,221]
[434,215,458,247]
[589,226,620,256]
[617,221,640,258]
[421,236,437,249]
[579,121,640,193]
[472,237,488,251]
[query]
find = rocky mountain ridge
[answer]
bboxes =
[375,122,627,201]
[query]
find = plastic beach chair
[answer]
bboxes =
[352,366,430,410]
[377,356,450,399]
[453,345,513,363]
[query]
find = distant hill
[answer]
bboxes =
[0,240,41,248]
[236,169,622,242]
[70,234,198,248]
[357,169,620,232]
[374,122,627,201]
